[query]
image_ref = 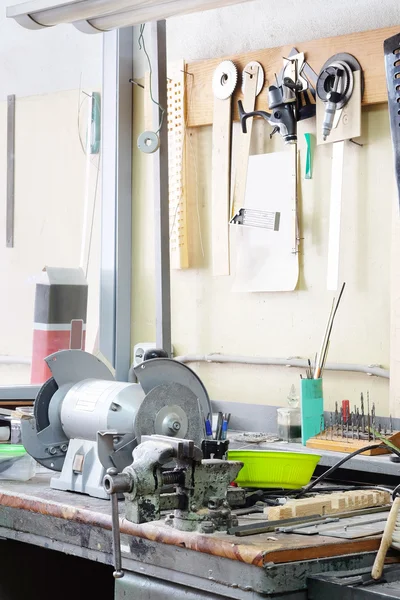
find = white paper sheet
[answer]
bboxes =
[233,150,299,292]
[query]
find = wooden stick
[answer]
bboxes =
[372,497,400,580]
[211,95,232,276]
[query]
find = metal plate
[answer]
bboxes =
[308,565,400,599]
[212,60,237,100]
[45,350,114,387]
[316,60,354,110]
[6,94,15,248]
[384,33,400,210]
[134,358,212,418]
[318,52,364,104]
[134,382,205,447]
[287,512,389,538]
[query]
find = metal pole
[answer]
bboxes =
[100,28,133,380]
[150,20,171,355]
[6,94,15,248]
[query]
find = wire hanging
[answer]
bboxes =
[138,23,165,134]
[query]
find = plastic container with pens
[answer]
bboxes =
[203,412,231,459]
[202,439,230,459]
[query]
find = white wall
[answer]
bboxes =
[0,4,102,383]
[0,90,101,383]
[132,0,400,75]
[0,0,102,100]
[166,0,400,62]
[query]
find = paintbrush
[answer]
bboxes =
[314,282,346,379]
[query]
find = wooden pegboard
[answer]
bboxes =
[167,60,189,269]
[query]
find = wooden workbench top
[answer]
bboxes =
[0,474,383,568]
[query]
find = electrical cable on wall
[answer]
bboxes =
[137,23,165,154]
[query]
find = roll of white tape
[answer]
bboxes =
[137,131,160,154]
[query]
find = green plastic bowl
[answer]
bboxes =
[228,450,321,489]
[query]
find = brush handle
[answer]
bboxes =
[372,497,400,580]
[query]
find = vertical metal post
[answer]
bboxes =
[150,21,171,354]
[100,28,133,380]
[6,94,15,248]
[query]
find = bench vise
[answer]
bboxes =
[102,435,243,578]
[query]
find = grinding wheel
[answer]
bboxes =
[134,358,212,419]
[134,382,206,447]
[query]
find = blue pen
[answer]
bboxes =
[221,419,228,440]
[205,415,213,438]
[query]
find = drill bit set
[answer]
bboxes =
[306,394,399,455]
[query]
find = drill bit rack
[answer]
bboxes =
[306,396,400,455]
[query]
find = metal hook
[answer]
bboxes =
[349,138,363,147]
[129,78,145,90]
[180,70,194,77]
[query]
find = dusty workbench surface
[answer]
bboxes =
[0,474,383,568]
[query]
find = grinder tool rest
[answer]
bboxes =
[21,349,211,498]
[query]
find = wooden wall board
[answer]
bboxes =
[186,25,399,128]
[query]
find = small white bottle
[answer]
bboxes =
[277,384,302,442]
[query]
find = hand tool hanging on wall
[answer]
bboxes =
[231,61,264,218]
[211,60,237,276]
[316,53,364,290]
[238,78,299,144]
[278,50,318,121]
[230,62,282,233]
[316,53,364,143]
[233,52,316,253]
[384,32,400,210]
[237,52,317,145]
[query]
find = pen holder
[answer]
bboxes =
[202,439,229,460]
[301,378,324,445]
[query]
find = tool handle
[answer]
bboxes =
[238,100,271,133]
[342,400,350,424]
[110,492,124,579]
[372,497,400,580]
[104,468,125,579]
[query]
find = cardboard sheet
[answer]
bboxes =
[233,150,299,292]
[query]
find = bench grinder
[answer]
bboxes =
[22,349,211,498]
